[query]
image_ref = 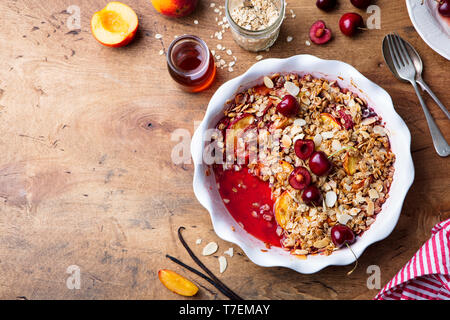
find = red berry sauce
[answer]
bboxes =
[213,165,282,247]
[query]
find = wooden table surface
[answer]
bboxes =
[0,0,448,300]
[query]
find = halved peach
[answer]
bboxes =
[158,269,199,297]
[151,0,197,18]
[275,191,296,229]
[91,2,138,47]
[343,152,358,175]
[320,113,342,129]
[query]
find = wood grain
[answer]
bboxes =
[0,0,448,300]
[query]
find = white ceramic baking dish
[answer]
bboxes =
[191,54,414,274]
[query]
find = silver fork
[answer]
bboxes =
[386,33,449,157]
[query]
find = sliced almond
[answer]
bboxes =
[263,76,274,89]
[337,213,352,225]
[373,125,387,136]
[224,248,234,257]
[293,118,306,127]
[361,117,376,126]
[313,133,322,147]
[367,199,374,216]
[284,81,300,96]
[325,191,337,208]
[368,189,379,199]
[218,256,227,273]
[313,238,329,249]
[202,242,218,256]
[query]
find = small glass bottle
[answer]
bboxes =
[167,35,216,93]
[225,0,285,52]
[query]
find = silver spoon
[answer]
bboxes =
[382,35,450,119]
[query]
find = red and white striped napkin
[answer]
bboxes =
[375,218,450,300]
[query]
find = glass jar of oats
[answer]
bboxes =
[225,0,285,52]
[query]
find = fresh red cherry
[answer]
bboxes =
[316,0,336,11]
[339,13,364,37]
[309,151,332,176]
[294,139,315,160]
[350,0,371,9]
[288,167,311,190]
[309,20,332,45]
[277,95,300,117]
[301,185,322,205]
[331,224,356,247]
[438,0,450,17]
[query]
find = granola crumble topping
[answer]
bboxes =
[214,73,396,256]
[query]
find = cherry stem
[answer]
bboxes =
[345,242,358,276]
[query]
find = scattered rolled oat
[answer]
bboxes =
[305,40,311,46]
[194,20,199,25]
[255,55,263,61]
[196,238,202,245]
[155,34,163,39]
[286,36,293,42]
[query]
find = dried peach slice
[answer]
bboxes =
[343,152,358,175]
[275,191,296,229]
[158,269,199,297]
[320,112,342,129]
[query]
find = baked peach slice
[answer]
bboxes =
[275,191,296,229]
[225,114,255,148]
[158,269,199,296]
[320,113,342,129]
[275,161,294,183]
[343,152,358,175]
[91,2,138,47]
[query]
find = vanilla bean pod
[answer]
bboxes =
[177,226,243,300]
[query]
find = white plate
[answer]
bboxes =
[406,0,450,60]
[191,55,414,274]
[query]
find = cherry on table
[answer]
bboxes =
[309,20,332,45]
[309,151,332,176]
[277,95,300,117]
[350,0,371,9]
[331,224,355,247]
[316,0,337,11]
[289,167,311,190]
[339,13,364,37]
[294,139,315,160]
[438,0,450,17]
[301,185,322,205]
